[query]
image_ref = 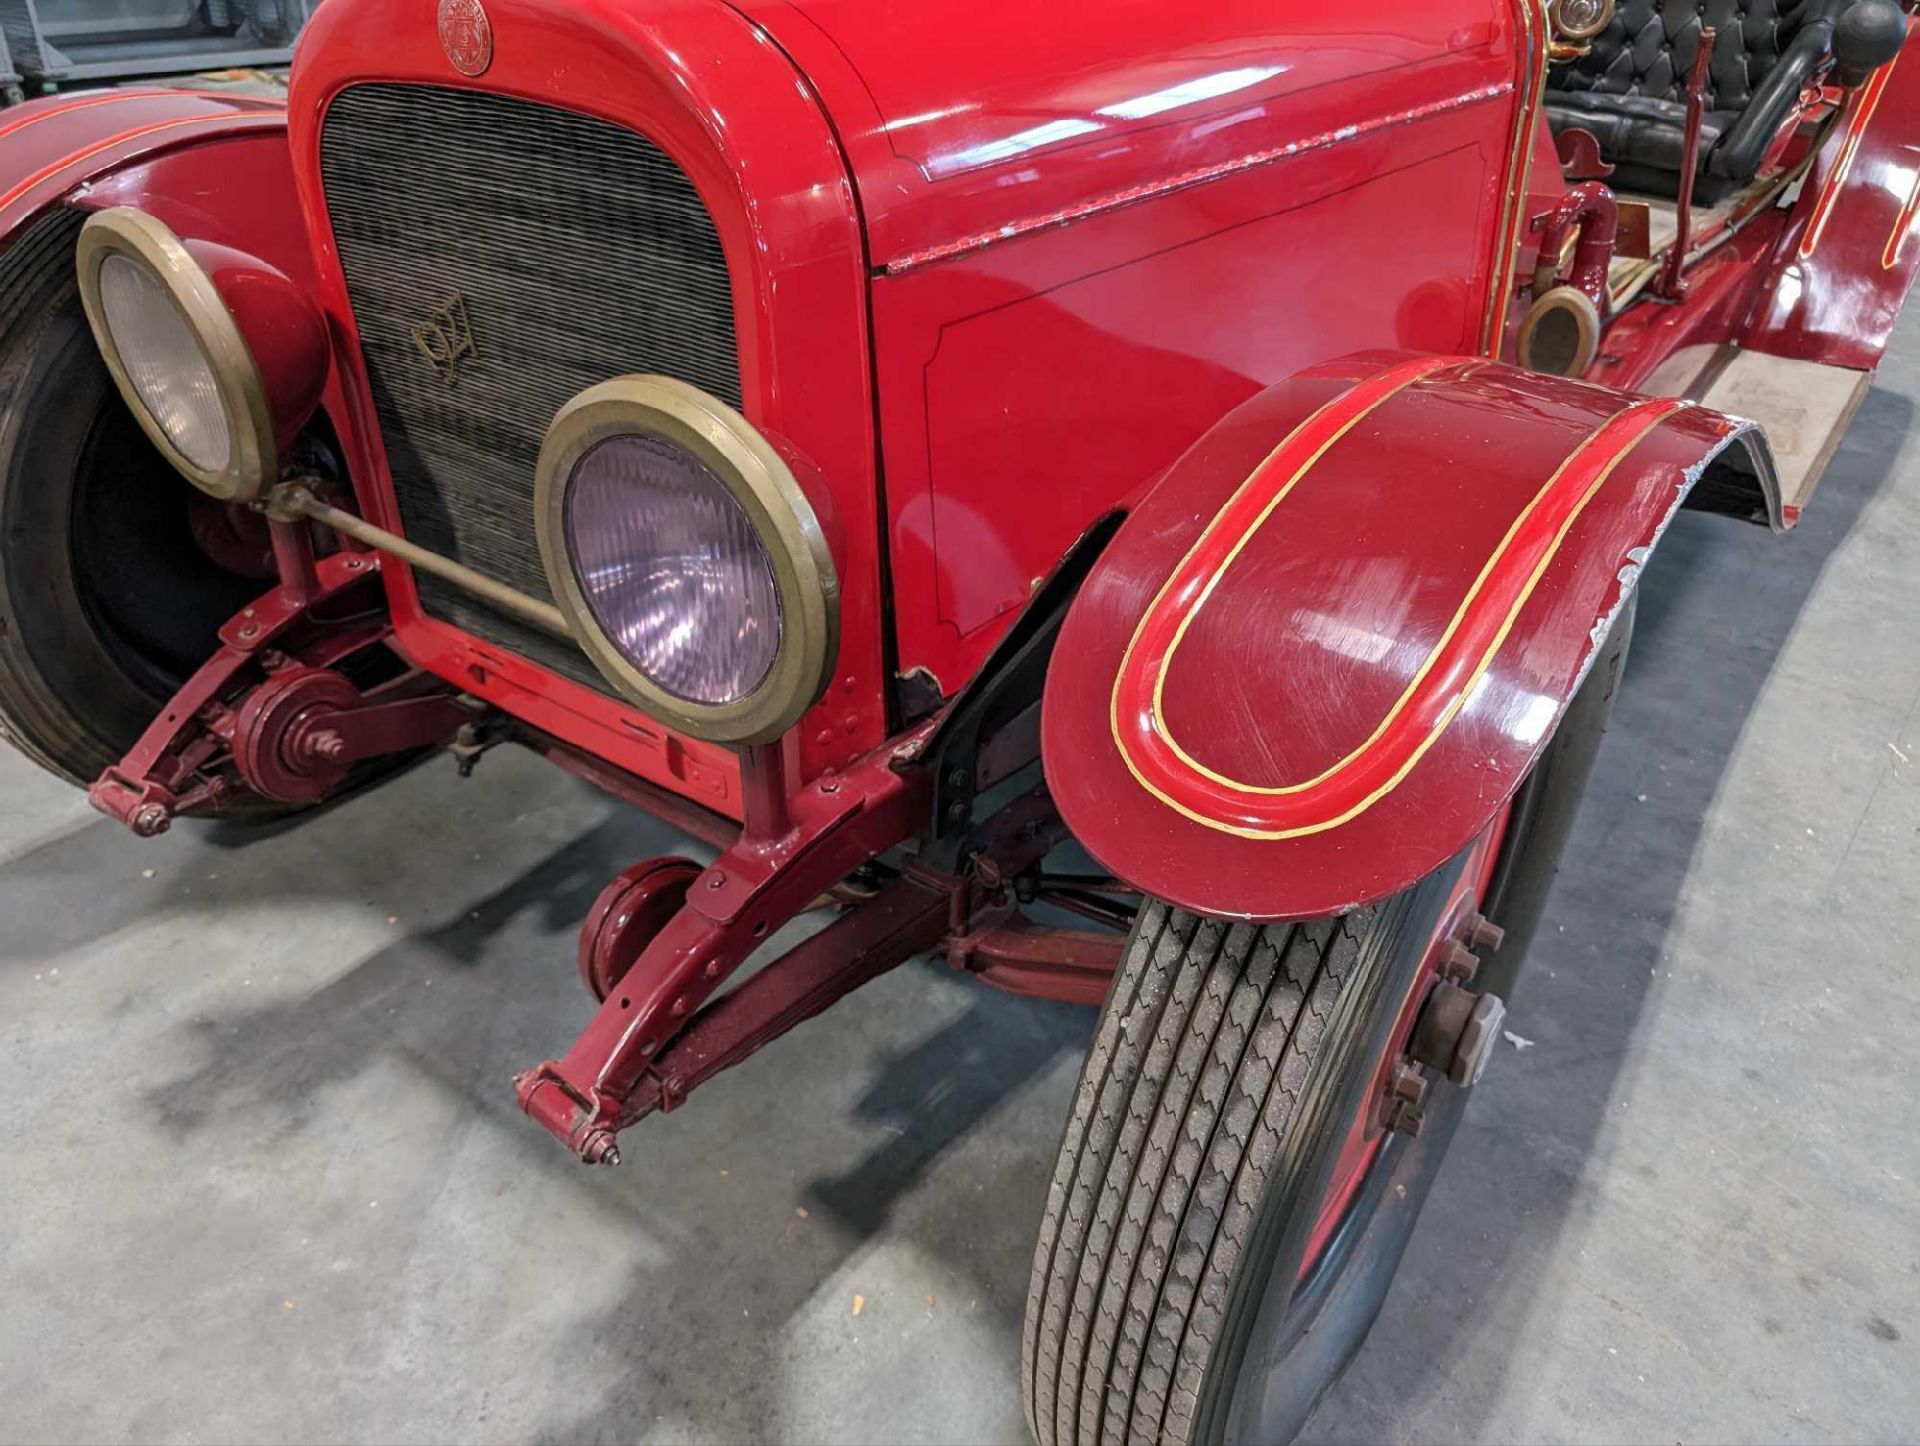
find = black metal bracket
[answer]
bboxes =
[910,512,1124,872]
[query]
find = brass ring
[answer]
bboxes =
[533,376,840,746]
[1517,285,1603,378]
[75,206,276,504]
[1548,0,1615,44]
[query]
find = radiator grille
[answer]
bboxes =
[319,83,742,690]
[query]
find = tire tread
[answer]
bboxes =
[1024,902,1376,1446]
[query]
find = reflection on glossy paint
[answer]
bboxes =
[1294,607,1398,666]
[886,102,979,134]
[1773,264,1806,312]
[1096,65,1287,121]
[1505,689,1559,746]
[1882,158,1920,268]
[921,65,1293,179]
[927,117,1103,178]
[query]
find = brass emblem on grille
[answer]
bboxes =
[412,293,476,383]
[437,0,493,77]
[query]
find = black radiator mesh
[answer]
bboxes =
[318,83,742,690]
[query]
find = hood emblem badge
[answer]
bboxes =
[412,293,477,383]
[437,0,493,77]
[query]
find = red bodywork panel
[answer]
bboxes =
[19,1,1919,918]
[740,0,1546,693]
[1044,351,1776,922]
[1746,19,1920,370]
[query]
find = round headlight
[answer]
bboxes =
[566,434,781,706]
[75,207,280,503]
[535,377,839,745]
[95,253,233,473]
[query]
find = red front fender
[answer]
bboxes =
[0,88,301,277]
[1043,351,1778,922]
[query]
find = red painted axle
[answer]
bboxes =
[516,773,1124,1161]
[87,531,1128,1167]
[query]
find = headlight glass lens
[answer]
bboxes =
[565,434,781,706]
[97,253,231,473]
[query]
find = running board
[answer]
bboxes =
[1642,345,1872,528]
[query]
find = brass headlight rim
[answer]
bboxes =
[1548,0,1615,43]
[75,206,276,505]
[534,375,840,747]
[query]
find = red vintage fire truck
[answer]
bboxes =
[0,0,1913,1438]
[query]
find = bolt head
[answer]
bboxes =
[580,1131,622,1167]
[1386,1099,1426,1137]
[1439,941,1480,984]
[1469,915,1508,953]
[1390,1061,1429,1105]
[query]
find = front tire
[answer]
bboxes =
[1024,602,1635,1446]
[1021,869,1463,1446]
[0,209,268,789]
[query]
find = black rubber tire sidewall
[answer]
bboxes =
[1202,862,1461,1445]
[0,212,261,790]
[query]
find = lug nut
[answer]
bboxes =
[1468,914,1507,953]
[1383,1062,1429,1136]
[1439,941,1480,984]
[1389,1061,1429,1105]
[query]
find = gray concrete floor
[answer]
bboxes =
[5,326,1920,1444]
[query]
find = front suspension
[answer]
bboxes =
[88,542,469,834]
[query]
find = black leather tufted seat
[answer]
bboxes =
[1547,0,1852,201]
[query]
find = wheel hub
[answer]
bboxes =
[1409,978,1509,1087]
[578,856,703,1001]
[231,666,363,804]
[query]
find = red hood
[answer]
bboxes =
[729,0,1518,268]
